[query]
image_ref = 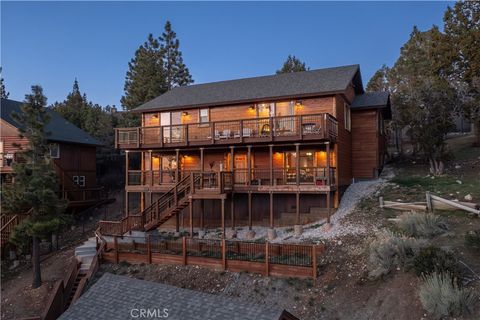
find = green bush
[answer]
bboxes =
[368,232,428,280]
[413,246,460,277]
[419,272,477,319]
[397,212,447,238]
[465,230,480,250]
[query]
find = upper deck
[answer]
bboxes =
[115,113,338,149]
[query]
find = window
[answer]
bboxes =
[73,175,86,187]
[344,103,351,132]
[199,108,209,125]
[0,141,3,167]
[49,143,60,158]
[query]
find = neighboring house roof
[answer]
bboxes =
[59,273,298,320]
[1,98,102,146]
[351,91,390,109]
[134,64,364,112]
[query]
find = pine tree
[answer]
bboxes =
[2,85,68,288]
[389,27,456,175]
[160,21,193,89]
[366,65,391,92]
[0,67,9,99]
[439,2,480,145]
[276,55,309,74]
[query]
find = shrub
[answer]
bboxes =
[367,232,427,280]
[419,272,477,319]
[397,212,447,238]
[465,230,480,250]
[413,246,460,277]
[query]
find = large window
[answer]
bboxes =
[344,103,351,132]
[161,112,183,143]
[199,108,209,125]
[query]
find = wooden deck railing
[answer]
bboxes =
[102,234,324,280]
[116,113,338,148]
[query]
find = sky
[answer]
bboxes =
[1,1,453,108]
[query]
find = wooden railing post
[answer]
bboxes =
[114,236,119,264]
[222,238,226,271]
[136,127,140,148]
[312,245,317,281]
[190,173,195,194]
[211,123,216,144]
[182,236,187,265]
[265,242,269,277]
[147,234,152,264]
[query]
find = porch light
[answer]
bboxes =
[306,152,313,156]
[295,101,303,108]
[248,105,255,110]
[182,112,189,116]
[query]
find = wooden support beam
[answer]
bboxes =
[295,143,300,186]
[147,235,152,264]
[230,146,234,184]
[200,148,204,189]
[189,199,193,238]
[221,198,225,238]
[327,192,331,224]
[182,237,187,265]
[312,245,317,281]
[175,149,180,183]
[231,193,235,230]
[149,150,153,186]
[125,191,129,216]
[175,213,180,233]
[265,242,270,277]
[248,192,252,230]
[296,192,300,225]
[269,192,274,228]
[200,199,205,230]
[326,142,331,185]
[247,145,252,186]
[269,145,273,186]
[125,151,129,187]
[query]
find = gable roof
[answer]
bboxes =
[1,98,102,146]
[351,91,390,109]
[135,64,364,112]
[59,273,297,320]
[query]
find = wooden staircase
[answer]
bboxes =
[1,210,30,248]
[99,172,233,236]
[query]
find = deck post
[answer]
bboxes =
[295,143,300,186]
[149,150,153,186]
[222,238,226,270]
[182,236,187,265]
[230,146,234,184]
[326,142,331,185]
[200,148,204,189]
[265,242,269,277]
[175,214,180,233]
[189,199,194,238]
[125,191,129,216]
[114,236,119,264]
[200,199,205,230]
[269,192,274,228]
[296,192,300,225]
[147,234,152,264]
[230,193,235,230]
[125,151,129,187]
[221,198,226,239]
[312,245,317,281]
[175,149,180,183]
[327,192,331,224]
[248,192,252,230]
[247,145,252,186]
[269,145,273,186]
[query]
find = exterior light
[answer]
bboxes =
[248,105,255,110]
[182,112,189,116]
[295,101,303,107]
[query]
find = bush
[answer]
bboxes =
[413,246,460,277]
[419,272,477,319]
[368,232,428,280]
[465,230,480,250]
[397,212,447,238]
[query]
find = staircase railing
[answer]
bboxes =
[0,209,31,247]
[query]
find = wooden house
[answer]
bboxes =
[110,65,391,237]
[0,98,104,209]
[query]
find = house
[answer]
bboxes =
[109,64,391,238]
[59,273,298,320]
[0,98,104,209]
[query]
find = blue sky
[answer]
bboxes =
[1,1,453,108]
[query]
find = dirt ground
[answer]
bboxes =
[0,190,124,319]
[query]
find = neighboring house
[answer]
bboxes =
[0,98,104,208]
[59,273,298,320]
[112,64,391,234]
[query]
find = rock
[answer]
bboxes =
[294,225,303,236]
[267,228,277,240]
[9,260,19,270]
[456,180,462,184]
[464,194,473,201]
[245,230,256,240]
[225,229,237,239]
[455,165,461,169]
[197,230,206,238]
[323,223,332,231]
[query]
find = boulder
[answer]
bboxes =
[267,228,277,240]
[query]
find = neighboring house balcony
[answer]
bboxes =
[115,113,338,149]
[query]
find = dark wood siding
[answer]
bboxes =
[351,109,379,179]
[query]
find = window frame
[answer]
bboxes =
[344,103,351,132]
[198,108,210,127]
[49,143,60,158]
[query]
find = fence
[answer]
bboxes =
[102,235,324,279]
